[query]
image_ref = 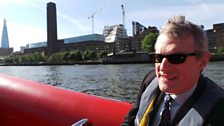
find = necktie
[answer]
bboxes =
[158,95,173,126]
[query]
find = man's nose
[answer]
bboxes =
[159,58,171,70]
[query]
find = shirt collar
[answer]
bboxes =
[168,84,197,105]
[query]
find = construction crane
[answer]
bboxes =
[88,8,102,34]
[121,4,127,38]
[121,4,125,28]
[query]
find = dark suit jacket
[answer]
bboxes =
[121,71,224,126]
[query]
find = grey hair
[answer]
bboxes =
[160,16,208,53]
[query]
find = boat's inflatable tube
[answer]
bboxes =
[0,74,132,126]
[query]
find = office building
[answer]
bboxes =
[0,19,13,57]
[206,23,224,52]
[1,19,9,48]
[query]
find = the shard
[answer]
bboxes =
[1,19,9,48]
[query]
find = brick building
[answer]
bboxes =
[206,23,224,52]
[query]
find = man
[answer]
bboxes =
[122,16,224,126]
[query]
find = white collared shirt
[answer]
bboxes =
[152,84,197,126]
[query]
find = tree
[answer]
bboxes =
[142,32,158,52]
[48,52,64,63]
[32,52,46,63]
[98,50,108,58]
[20,54,33,63]
[63,51,70,61]
[82,50,97,60]
[69,50,82,61]
[4,56,13,63]
[217,47,224,54]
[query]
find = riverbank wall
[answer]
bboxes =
[210,54,224,61]
[1,53,223,66]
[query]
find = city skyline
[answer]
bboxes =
[0,0,224,51]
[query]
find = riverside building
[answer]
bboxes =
[206,23,224,53]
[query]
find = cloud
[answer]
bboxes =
[58,13,88,32]
[183,0,204,4]
[127,3,224,29]
[5,21,74,51]
[2,1,224,51]
[6,22,47,51]
[0,0,28,4]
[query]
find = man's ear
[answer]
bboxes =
[200,52,211,70]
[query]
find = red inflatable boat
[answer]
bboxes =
[0,74,132,126]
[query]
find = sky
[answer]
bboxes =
[0,0,224,51]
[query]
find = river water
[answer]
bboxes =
[0,61,223,103]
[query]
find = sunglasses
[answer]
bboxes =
[149,52,201,64]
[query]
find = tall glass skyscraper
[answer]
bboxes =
[1,19,9,48]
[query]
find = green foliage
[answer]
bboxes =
[39,52,47,62]
[98,50,108,58]
[63,51,70,61]
[82,50,97,60]
[142,32,158,52]
[217,47,224,54]
[3,49,103,64]
[19,55,31,63]
[4,56,13,63]
[31,52,46,63]
[69,50,82,61]
[48,52,64,63]
[15,52,47,64]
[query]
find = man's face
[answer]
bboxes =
[154,33,209,94]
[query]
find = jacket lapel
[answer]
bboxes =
[171,75,205,125]
[147,91,165,126]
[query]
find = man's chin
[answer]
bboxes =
[158,82,175,93]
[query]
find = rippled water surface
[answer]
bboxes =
[0,61,223,103]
